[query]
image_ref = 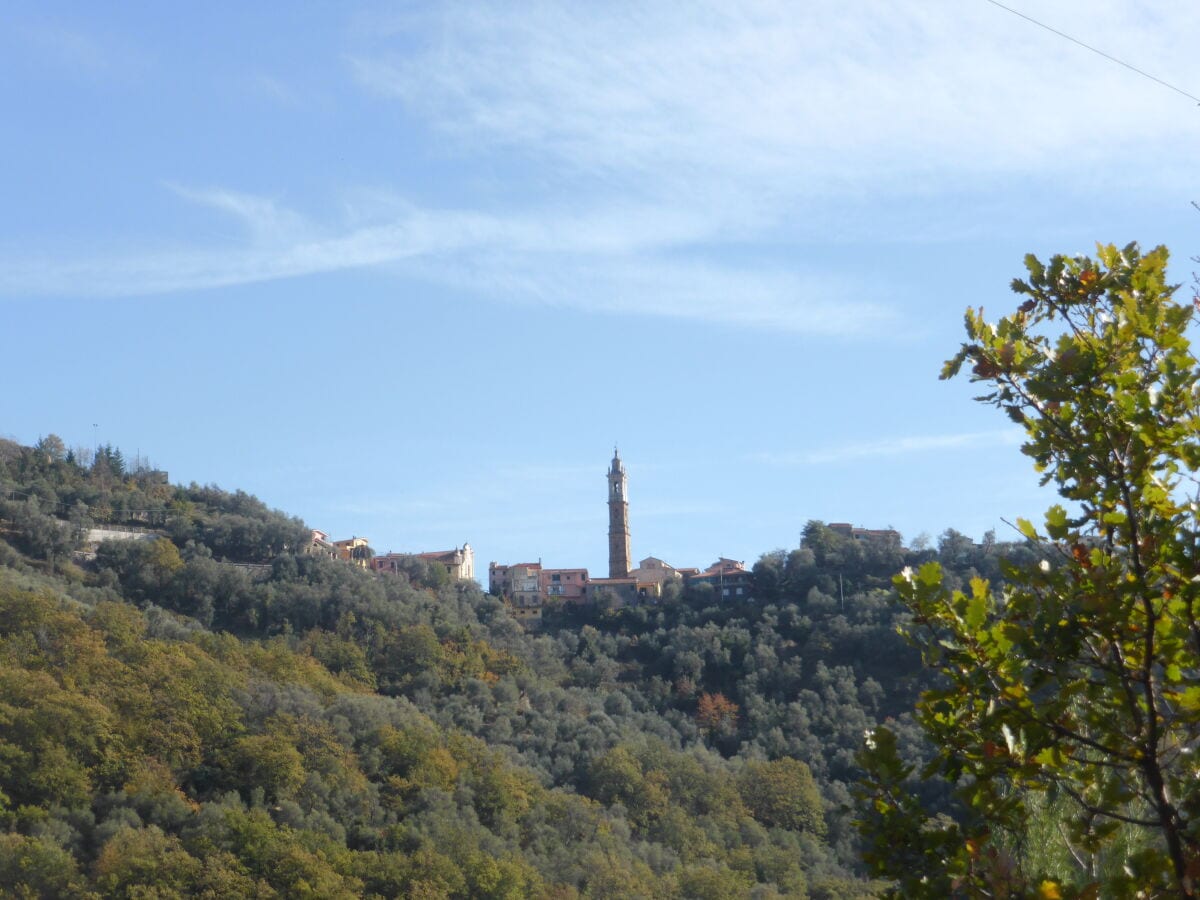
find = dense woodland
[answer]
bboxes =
[0,433,1040,898]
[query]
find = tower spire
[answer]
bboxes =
[607,449,631,578]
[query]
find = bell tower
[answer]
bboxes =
[607,447,631,578]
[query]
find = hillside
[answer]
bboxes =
[0,435,1023,898]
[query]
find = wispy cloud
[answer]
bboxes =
[415,249,899,336]
[750,429,1024,467]
[0,188,895,335]
[350,0,1200,202]
[8,1,1197,332]
[249,73,303,108]
[17,22,122,77]
[163,184,315,245]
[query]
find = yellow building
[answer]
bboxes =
[332,536,372,568]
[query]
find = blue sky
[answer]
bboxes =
[3,1,1199,576]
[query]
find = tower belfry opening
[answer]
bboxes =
[607,448,631,579]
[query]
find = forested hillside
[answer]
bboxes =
[0,435,1020,898]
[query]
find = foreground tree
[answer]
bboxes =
[857,243,1200,897]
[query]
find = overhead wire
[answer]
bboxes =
[981,0,1200,105]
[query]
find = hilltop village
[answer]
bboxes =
[490,450,899,626]
[305,450,753,626]
[312,449,901,627]
[24,439,898,631]
[487,450,754,626]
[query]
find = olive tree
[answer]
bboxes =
[857,244,1200,897]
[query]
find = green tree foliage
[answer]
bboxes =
[858,244,1200,897]
[33,434,66,463]
[0,833,88,898]
[738,758,826,836]
[0,496,75,565]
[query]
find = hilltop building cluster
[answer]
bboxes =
[308,449,900,628]
[309,530,475,582]
[826,522,901,543]
[489,450,754,626]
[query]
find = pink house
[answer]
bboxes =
[539,567,589,603]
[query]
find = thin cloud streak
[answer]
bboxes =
[0,191,895,336]
[163,184,315,245]
[751,429,1024,467]
[415,251,900,337]
[14,20,145,79]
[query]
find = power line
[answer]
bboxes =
[982,0,1200,105]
